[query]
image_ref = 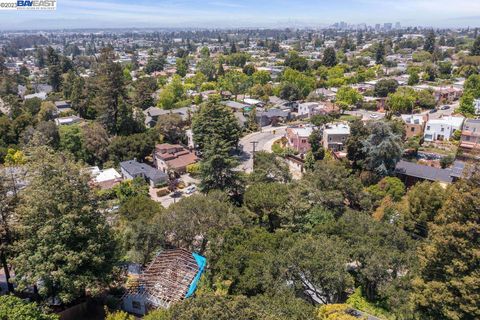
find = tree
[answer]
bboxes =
[71,76,89,118]
[133,76,157,109]
[105,310,135,320]
[157,75,185,109]
[165,191,241,254]
[48,64,63,92]
[387,87,416,114]
[367,176,406,204]
[286,234,353,304]
[309,129,325,160]
[401,181,446,239]
[219,70,250,100]
[374,79,399,98]
[375,42,385,64]
[96,48,129,134]
[281,68,316,99]
[459,91,476,116]
[322,47,337,67]
[416,89,436,109]
[37,101,57,122]
[252,70,271,85]
[13,148,117,303]
[362,121,403,176]
[82,122,110,165]
[191,99,241,153]
[317,304,357,320]
[408,71,420,86]
[249,151,291,184]
[0,295,58,320]
[336,86,363,111]
[285,51,309,72]
[243,63,256,76]
[144,55,166,74]
[471,36,480,56]
[197,57,216,81]
[155,113,185,144]
[424,31,436,54]
[413,171,480,319]
[176,57,188,77]
[118,195,165,265]
[244,182,289,231]
[63,70,76,100]
[108,131,157,164]
[59,124,86,161]
[199,138,243,198]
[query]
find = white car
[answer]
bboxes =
[369,113,379,119]
[185,185,197,194]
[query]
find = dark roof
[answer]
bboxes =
[120,160,168,183]
[259,108,290,118]
[395,160,464,183]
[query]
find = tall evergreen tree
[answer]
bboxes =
[424,31,436,54]
[96,48,128,134]
[471,36,480,56]
[322,47,337,67]
[13,147,117,303]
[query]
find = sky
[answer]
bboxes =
[0,0,479,30]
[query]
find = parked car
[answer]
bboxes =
[369,113,379,119]
[440,105,451,110]
[171,191,183,198]
[429,108,438,114]
[185,185,197,194]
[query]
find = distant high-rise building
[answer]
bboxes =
[395,22,401,29]
[375,24,381,31]
[384,23,393,30]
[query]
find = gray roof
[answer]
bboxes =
[223,101,248,110]
[259,108,290,118]
[120,160,168,183]
[394,160,463,183]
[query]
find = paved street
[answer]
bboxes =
[421,101,458,119]
[238,126,287,172]
[345,109,386,120]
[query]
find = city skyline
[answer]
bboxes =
[0,0,479,30]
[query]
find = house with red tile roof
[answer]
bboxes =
[154,143,198,175]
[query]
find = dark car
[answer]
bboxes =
[440,105,451,110]
[429,108,438,113]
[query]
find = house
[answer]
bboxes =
[122,249,206,315]
[24,92,47,101]
[154,143,198,174]
[223,101,249,112]
[54,100,72,113]
[54,115,82,126]
[459,119,480,160]
[286,126,315,154]
[423,116,464,142]
[298,102,336,118]
[401,114,427,139]
[143,106,196,128]
[89,166,123,190]
[256,108,290,127]
[395,160,465,187]
[323,123,350,151]
[120,160,168,187]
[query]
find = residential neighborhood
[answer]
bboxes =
[0,6,479,320]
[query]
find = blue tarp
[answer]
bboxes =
[185,253,207,298]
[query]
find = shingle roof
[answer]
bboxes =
[395,160,457,183]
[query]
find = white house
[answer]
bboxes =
[323,123,351,151]
[424,116,465,142]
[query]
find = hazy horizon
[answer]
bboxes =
[0,0,479,31]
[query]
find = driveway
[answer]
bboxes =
[345,109,386,121]
[238,126,287,172]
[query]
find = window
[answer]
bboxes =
[411,127,415,132]
[441,127,444,132]
[132,301,141,310]
[301,139,306,143]
[427,126,430,130]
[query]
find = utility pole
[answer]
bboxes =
[250,141,258,168]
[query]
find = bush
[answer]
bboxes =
[156,187,170,197]
[186,163,200,175]
[440,155,455,169]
